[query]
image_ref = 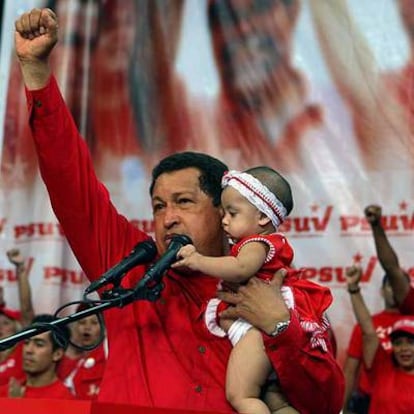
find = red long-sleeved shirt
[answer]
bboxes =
[25,75,344,413]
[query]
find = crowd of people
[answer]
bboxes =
[0,248,106,400]
[0,3,414,414]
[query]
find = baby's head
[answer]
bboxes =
[245,166,293,216]
[221,166,293,238]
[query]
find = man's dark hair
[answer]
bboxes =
[150,152,228,207]
[31,314,71,351]
[245,166,294,215]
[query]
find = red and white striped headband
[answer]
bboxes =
[221,170,287,229]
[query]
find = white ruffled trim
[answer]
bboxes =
[236,236,277,264]
[205,285,330,354]
[205,298,226,338]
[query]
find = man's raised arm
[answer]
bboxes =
[365,205,410,306]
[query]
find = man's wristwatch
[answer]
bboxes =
[268,319,290,337]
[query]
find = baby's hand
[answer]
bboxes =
[172,245,201,270]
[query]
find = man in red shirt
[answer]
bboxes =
[346,267,414,414]
[12,8,344,413]
[365,205,414,315]
[0,314,73,399]
[343,274,402,414]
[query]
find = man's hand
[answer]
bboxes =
[217,268,290,335]
[14,8,58,89]
[15,8,58,63]
[6,249,24,267]
[345,265,362,289]
[364,204,382,227]
[8,377,25,398]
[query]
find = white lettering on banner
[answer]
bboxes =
[14,222,65,240]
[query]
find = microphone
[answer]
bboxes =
[85,239,157,294]
[138,234,193,287]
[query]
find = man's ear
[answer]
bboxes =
[52,348,64,363]
[258,212,271,226]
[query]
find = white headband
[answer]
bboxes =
[222,170,287,229]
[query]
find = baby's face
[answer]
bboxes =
[221,186,263,241]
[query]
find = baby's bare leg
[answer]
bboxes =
[226,328,272,414]
[263,381,300,414]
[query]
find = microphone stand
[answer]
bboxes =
[0,234,192,352]
[0,274,165,352]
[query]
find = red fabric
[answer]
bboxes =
[216,235,329,335]
[25,75,344,414]
[57,354,79,381]
[367,347,414,414]
[58,346,106,400]
[213,93,324,172]
[347,309,402,395]
[231,233,294,281]
[213,233,293,321]
[0,305,22,321]
[400,286,414,315]
[0,343,25,387]
[0,378,74,399]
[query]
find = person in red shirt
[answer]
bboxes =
[0,298,24,388]
[7,247,106,400]
[0,314,73,399]
[0,248,38,388]
[58,314,106,399]
[364,205,414,315]
[12,8,344,413]
[343,274,402,414]
[346,266,414,414]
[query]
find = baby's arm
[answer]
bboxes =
[173,242,268,283]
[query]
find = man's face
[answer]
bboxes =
[392,335,414,371]
[96,0,137,73]
[0,314,17,339]
[151,167,225,258]
[23,332,63,375]
[211,0,299,102]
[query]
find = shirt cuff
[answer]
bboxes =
[262,310,300,352]
[25,75,59,118]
